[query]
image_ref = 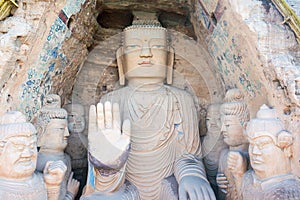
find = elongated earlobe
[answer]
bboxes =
[116,47,125,85]
[167,47,174,85]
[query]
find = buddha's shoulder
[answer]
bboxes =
[165,85,193,96]
[100,87,130,102]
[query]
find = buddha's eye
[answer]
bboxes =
[152,45,165,49]
[126,45,141,49]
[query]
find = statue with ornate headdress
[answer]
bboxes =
[0,111,67,200]
[229,104,300,200]
[82,16,215,200]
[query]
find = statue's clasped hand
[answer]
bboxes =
[43,160,67,187]
[88,101,131,171]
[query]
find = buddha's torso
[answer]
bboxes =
[102,86,184,199]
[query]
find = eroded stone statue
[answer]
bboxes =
[229,104,300,199]
[202,103,228,196]
[82,19,215,200]
[36,94,80,200]
[0,111,67,200]
[64,103,88,198]
[216,89,250,200]
[64,103,87,170]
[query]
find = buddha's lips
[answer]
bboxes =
[138,61,151,65]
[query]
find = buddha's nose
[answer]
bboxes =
[140,46,152,58]
[64,127,70,137]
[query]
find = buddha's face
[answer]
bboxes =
[206,105,221,133]
[40,119,69,151]
[249,135,287,179]
[67,111,85,134]
[0,135,37,179]
[221,115,245,146]
[123,28,168,81]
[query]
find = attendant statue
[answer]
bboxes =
[36,94,80,200]
[216,89,250,200]
[229,104,300,199]
[82,19,215,200]
[202,103,228,196]
[64,103,88,197]
[0,111,67,200]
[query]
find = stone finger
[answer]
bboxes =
[97,103,105,130]
[104,101,112,129]
[113,103,121,132]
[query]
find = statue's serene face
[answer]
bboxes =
[42,119,69,151]
[221,115,245,146]
[206,105,221,133]
[67,111,85,134]
[249,135,286,179]
[0,135,37,179]
[123,28,168,81]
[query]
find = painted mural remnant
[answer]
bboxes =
[19,0,86,121]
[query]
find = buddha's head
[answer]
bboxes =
[206,103,222,133]
[0,111,37,179]
[37,94,69,152]
[246,104,293,179]
[63,103,85,134]
[220,89,249,146]
[117,20,174,85]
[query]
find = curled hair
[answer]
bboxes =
[122,19,171,46]
[36,94,67,146]
[221,89,250,126]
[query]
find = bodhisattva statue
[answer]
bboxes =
[82,20,215,200]
[64,103,88,197]
[0,111,67,200]
[202,104,228,196]
[229,104,300,199]
[216,89,250,200]
[36,94,80,200]
[64,103,87,170]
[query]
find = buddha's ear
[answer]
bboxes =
[116,47,125,86]
[167,46,174,85]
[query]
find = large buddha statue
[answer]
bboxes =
[228,104,300,199]
[216,89,250,200]
[0,111,67,200]
[82,19,215,200]
[36,94,80,200]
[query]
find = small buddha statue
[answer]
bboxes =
[64,103,87,170]
[228,104,300,199]
[82,18,215,200]
[216,88,250,200]
[36,94,80,200]
[0,111,67,200]
[202,103,228,196]
[64,103,88,198]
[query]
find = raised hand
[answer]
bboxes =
[88,101,131,171]
[67,172,80,198]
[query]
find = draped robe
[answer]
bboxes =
[85,85,207,200]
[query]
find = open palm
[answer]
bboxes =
[88,101,131,170]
